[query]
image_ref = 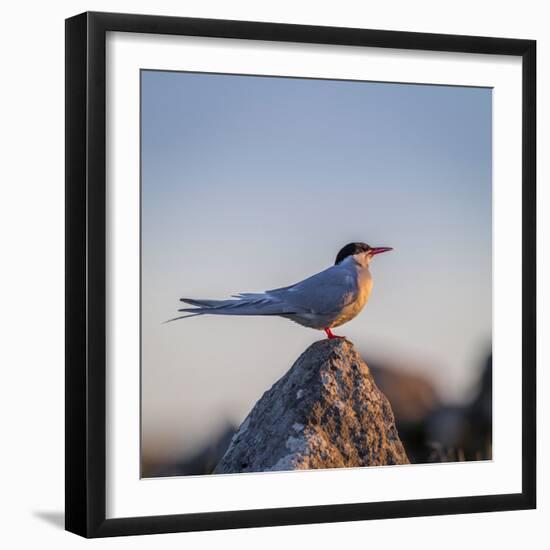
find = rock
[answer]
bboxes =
[214,338,409,474]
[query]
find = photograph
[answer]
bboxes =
[1,1,542,545]
[140,69,493,478]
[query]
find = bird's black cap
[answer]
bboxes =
[335,242,371,265]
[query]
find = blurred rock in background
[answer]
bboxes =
[368,353,492,463]
[144,423,237,477]
[367,360,440,463]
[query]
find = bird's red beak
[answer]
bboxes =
[370,246,393,256]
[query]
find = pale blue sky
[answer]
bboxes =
[141,70,492,465]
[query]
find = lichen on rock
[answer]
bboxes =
[214,338,409,474]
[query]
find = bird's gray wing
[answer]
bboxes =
[265,265,358,315]
[167,265,356,323]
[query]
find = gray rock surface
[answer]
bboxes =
[214,338,409,474]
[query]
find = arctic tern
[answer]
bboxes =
[167,242,393,339]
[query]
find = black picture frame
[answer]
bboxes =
[65,11,536,538]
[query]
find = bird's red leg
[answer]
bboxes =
[324,328,344,340]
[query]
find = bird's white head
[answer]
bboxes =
[335,242,393,268]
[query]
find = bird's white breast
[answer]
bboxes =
[331,267,373,328]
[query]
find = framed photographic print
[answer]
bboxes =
[65,11,536,538]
